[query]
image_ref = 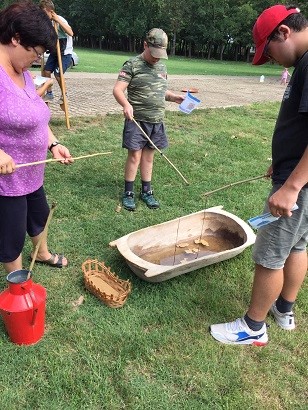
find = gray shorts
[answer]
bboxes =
[252,185,308,269]
[122,119,168,151]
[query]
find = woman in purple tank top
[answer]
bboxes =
[0,1,73,273]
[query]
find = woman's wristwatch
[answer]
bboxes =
[49,141,61,152]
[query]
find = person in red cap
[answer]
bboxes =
[210,5,308,345]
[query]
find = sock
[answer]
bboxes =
[275,295,295,313]
[141,180,151,193]
[124,180,134,193]
[244,313,264,331]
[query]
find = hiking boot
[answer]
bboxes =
[43,91,54,101]
[122,191,136,211]
[270,302,295,330]
[210,317,268,346]
[140,190,160,209]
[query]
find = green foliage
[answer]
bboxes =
[73,47,284,77]
[42,0,307,60]
[0,103,307,409]
[2,0,308,60]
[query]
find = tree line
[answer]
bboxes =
[1,0,308,61]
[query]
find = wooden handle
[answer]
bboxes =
[132,118,189,185]
[54,24,70,129]
[16,152,112,168]
[203,174,268,196]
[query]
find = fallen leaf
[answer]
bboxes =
[72,295,84,309]
[180,258,188,264]
[176,242,189,248]
[185,249,195,254]
[194,239,209,246]
[115,204,122,213]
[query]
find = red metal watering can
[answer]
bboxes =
[0,269,46,345]
[0,203,56,345]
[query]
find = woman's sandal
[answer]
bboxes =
[29,253,68,268]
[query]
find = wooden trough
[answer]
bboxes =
[109,206,256,282]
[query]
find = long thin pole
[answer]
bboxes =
[203,174,267,196]
[54,24,70,129]
[16,152,112,168]
[132,118,189,185]
[28,202,57,279]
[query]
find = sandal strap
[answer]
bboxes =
[48,253,64,266]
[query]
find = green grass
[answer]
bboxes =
[0,103,307,409]
[71,47,284,77]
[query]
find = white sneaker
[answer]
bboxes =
[210,317,268,346]
[270,303,295,330]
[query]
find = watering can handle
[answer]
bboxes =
[29,289,39,326]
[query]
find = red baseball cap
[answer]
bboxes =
[252,5,300,65]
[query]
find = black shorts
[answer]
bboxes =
[0,187,49,263]
[44,53,72,77]
[122,119,168,151]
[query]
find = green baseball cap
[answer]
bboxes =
[146,28,168,59]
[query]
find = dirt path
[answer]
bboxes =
[47,72,285,118]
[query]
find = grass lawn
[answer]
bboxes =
[0,102,307,409]
[71,47,285,77]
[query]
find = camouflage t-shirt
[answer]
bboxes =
[117,55,167,123]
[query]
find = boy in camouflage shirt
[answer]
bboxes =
[113,28,184,211]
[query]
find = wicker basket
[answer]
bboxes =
[82,259,132,308]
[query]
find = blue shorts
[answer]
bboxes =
[0,187,49,263]
[252,185,308,269]
[122,120,168,151]
[44,53,72,77]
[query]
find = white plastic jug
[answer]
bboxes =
[259,75,265,83]
[179,92,201,114]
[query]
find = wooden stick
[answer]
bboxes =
[54,24,70,129]
[203,174,268,196]
[16,152,112,168]
[132,118,189,185]
[28,202,57,279]
[40,54,44,76]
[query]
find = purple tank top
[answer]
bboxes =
[0,67,50,196]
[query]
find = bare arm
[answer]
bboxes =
[268,145,308,216]
[36,79,54,97]
[51,12,74,37]
[165,90,185,104]
[47,126,74,165]
[113,80,133,120]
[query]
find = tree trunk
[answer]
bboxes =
[188,42,192,58]
[171,32,176,56]
[207,42,212,60]
[220,44,225,61]
[246,46,250,63]
[128,36,133,53]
